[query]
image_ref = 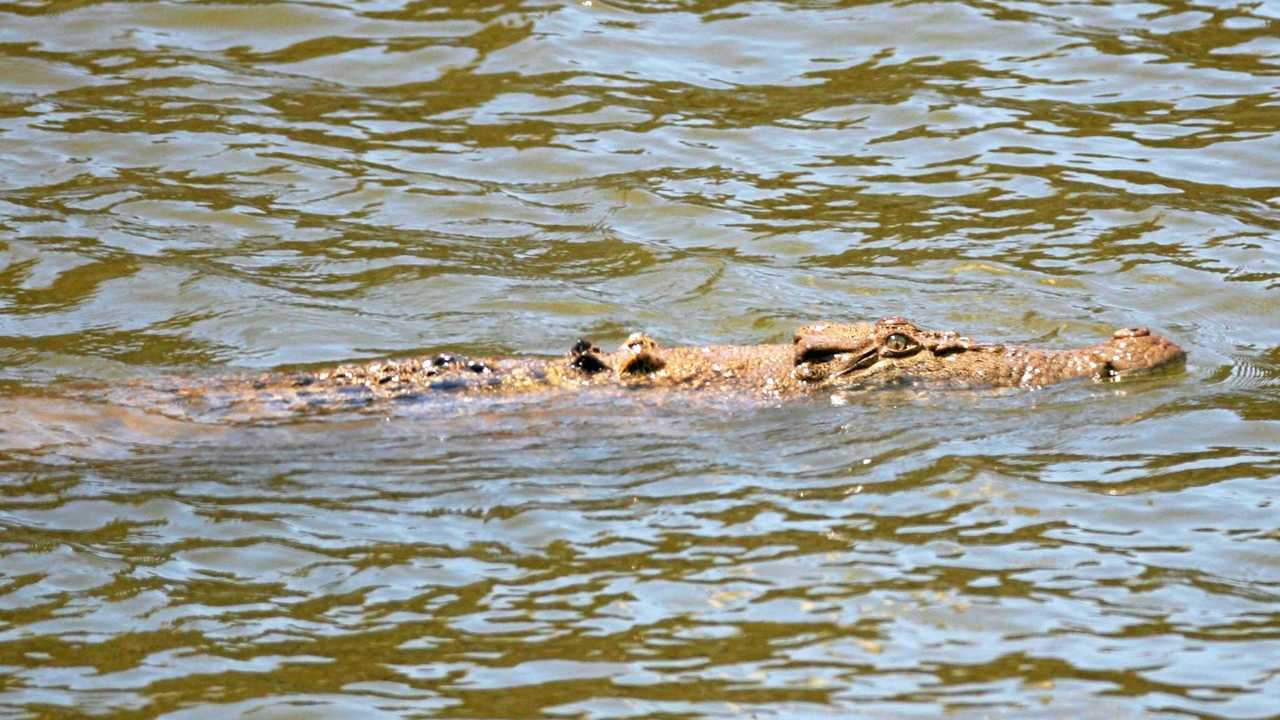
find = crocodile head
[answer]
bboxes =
[791,316,1185,388]
[792,317,930,387]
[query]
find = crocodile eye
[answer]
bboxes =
[881,332,920,356]
[886,333,910,352]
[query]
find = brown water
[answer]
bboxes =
[2,0,1279,717]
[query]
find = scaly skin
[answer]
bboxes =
[141,317,1185,421]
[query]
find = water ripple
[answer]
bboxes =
[2,0,1279,716]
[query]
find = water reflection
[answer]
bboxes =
[2,0,1279,716]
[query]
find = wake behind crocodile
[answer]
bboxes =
[91,317,1186,425]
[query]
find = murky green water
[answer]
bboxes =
[2,0,1279,717]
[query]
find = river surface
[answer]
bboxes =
[2,1,1279,718]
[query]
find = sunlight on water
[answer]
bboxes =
[1,0,1279,717]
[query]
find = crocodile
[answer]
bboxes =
[123,317,1185,421]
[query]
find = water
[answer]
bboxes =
[2,0,1279,717]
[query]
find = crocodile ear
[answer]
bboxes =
[923,332,975,355]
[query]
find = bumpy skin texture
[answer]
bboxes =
[143,317,1185,421]
[790,317,1184,389]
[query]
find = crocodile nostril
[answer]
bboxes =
[1112,327,1150,339]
